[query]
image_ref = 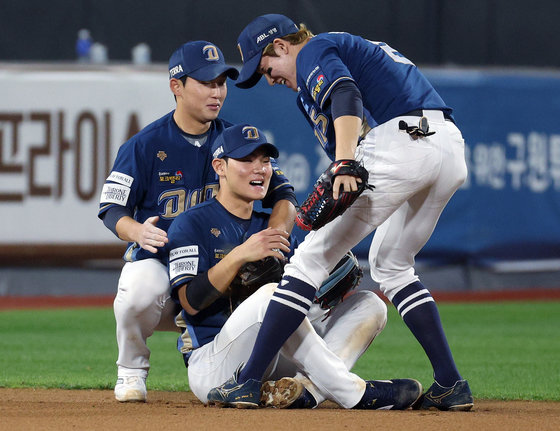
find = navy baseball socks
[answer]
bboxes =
[238,276,316,383]
[391,281,473,410]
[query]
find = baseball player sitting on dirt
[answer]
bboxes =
[207,14,473,411]
[166,124,422,409]
[98,40,297,403]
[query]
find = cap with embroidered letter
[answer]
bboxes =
[168,40,239,81]
[236,14,298,89]
[211,124,279,159]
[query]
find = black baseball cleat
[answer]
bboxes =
[353,379,423,410]
[206,364,261,409]
[414,379,474,411]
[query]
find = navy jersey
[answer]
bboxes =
[166,198,297,359]
[98,111,295,263]
[295,32,451,159]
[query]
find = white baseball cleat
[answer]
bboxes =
[114,376,147,402]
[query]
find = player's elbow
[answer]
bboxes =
[181,272,223,314]
[177,285,200,315]
[182,302,200,316]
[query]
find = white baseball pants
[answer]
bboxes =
[186,284,387,408]
[284,110,468,301]
[113,258,179,377]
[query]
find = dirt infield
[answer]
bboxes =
[1,388,559,431]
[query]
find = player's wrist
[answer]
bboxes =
[222,246,252,272]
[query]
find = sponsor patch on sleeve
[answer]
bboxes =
[169,257,199,279]
[107,171,134,187]
[311,73,326,102]
[169,246,199,261]
[100,183,130,206]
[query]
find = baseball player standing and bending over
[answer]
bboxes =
[167,124,421,410]
[98,40,297,402]
[207,14,473,411]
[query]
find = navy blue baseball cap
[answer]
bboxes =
[168,41,239,81]
[212,124,279,159]
[236,14,299,89]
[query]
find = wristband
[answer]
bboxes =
[186,272,222,310]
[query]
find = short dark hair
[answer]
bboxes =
[173,75,189,101]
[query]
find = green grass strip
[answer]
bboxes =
[0,301,558,400]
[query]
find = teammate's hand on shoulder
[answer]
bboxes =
[137,216,168,253]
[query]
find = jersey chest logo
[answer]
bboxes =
[158,184,219,219]
[159,170,184,185]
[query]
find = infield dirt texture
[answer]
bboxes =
[2,388,560,430]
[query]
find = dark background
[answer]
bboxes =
[2,0,558,67]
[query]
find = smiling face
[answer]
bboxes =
[258,39,300,91]
[213,148,273,208]
[171,74,228,133]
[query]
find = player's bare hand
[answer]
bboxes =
[242,228,290,261]
[137,216,168,253]
[333,174,361,200]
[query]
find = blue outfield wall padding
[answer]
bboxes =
[220,69,560,263]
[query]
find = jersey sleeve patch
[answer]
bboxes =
[169,257,199,279]
[100,183,131,206]
[303,66,325,103]
[169,245,199,261]
[107,171,134,187]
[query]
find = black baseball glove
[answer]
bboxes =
[296,159,372,231]
[237,256,285,287]
[315,251,363,310]
[230,256,285,303]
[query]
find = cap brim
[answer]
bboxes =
[227,142,279,159]
[235,53,263,89]
[189,64,240,81]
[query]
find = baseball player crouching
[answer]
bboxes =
[166,124,421,409]
[98,41,297,402]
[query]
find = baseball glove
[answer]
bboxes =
[296,159,372,231]
[315,251,363,310]
[230,256,285,303]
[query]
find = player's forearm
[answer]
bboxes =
[115,216,142,243]
[207,247,247,292]
[267,199,296,235]
[179,246,252,315]
[333,115,362,160]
